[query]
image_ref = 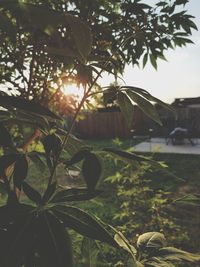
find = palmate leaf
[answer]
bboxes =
[51,188,102,203]
[2,2,92,60]
[120,86,174,112]
[52,205,117,247]
[0,94,60,119]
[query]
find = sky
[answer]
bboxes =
[100,0,200,103]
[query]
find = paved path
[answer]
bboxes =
[133,138,200,155]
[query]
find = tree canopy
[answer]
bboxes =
[0,0,197,112]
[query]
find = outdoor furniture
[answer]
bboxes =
[166,127,194,145]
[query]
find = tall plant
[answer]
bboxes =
[0,1,199,267]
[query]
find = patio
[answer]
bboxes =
[133,138,200,154]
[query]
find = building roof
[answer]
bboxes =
[172,97,200,107]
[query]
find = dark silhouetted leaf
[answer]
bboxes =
[0,154,19,176]
[22,182,42,205]
[43,133,62,157]
[0,204,35,267]
[82,153,102,190]
[0,94,60,119]
[37,211,73,267]
[0,123,12,147]
[65,148,91,167]
[13,154,28,190]
[52,205,117,247]
[42,182,57,203]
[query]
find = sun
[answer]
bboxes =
[61,83,84,100]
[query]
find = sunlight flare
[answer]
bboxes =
[61,83,84,100]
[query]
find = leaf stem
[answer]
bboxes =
[46,66,106,190]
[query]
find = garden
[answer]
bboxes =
[0,0,199,267]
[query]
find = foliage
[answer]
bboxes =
[0,0,197,113]
[0,0,199,266]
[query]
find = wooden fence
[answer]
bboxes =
[67,107,200,139]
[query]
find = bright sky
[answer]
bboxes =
[99,0,200,103]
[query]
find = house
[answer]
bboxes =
[172,97,200,108]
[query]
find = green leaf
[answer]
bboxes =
[150,54,157,70]
[145,257,176,267]
[103,148,164,169]
[174,194,200,207]
[37,211,74,267]
[51,188,102,203]
[52,205,117,247]
[22,182,42,205]
[42,182,57,203]
[82,153,102,191]
[13,154,28,190]
[114,230,137,259]
[28,152,46,172]
[157,247,200,263]
[143,53,148,68]
[137,232,166,250]
[122,86,174,113]
[65,14,92,59]
[0,94,60,119]
[81,237,99,267]
[126,90,162,125]
[117,91,134,127]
